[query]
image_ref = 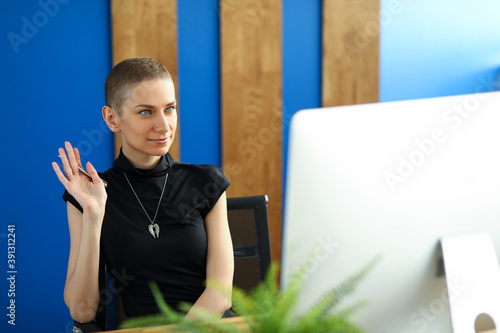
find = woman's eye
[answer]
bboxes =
[165,107,176,113]
[139,110,151,115]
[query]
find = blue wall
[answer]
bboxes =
[282,0,322,193]
[379,0,500,101]
[1,0,500,331]
[1,1,113,332]
[177,1,221,165]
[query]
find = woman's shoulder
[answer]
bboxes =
[172,162,230,185]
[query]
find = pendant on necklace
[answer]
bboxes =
[124,172,167,240]
[148,223,160,238]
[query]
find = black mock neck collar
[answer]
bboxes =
[112,149,174,178]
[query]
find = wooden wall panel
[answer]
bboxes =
[111,0,179,160]
[322,0,379,106]
[221,0,283,263]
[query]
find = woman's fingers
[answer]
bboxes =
[58,147,74,178]
[65,141,80,176]
[55,143,106,188]
[87,161,108,188]
[85,161,99,182]
[54,143,107,215]
[74,147,83,169]
[52,161,70,186]
[57,142,81,182]
[86,161,97,177]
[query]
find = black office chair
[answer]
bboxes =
[227,194,272,292]
[73,194,272,332]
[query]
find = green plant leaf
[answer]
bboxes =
[150,280,186,319]
[119,313,178,329]
[230,286,258,317]
[120,255,378,332]
[120,281,184,330]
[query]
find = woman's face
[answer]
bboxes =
[116,78,177,168]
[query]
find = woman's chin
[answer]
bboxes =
[151,145,172,156]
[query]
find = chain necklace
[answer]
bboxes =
[124,172,168,239]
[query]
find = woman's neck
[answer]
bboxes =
[122,147,162,169]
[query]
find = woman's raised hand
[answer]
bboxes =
[52,141,107,217]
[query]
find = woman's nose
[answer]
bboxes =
[154,114,169,132]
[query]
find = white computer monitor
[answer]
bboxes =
[282,91,500,332]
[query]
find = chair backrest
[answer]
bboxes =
[227,194,272,292]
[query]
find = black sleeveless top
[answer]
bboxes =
[63,151,230,317]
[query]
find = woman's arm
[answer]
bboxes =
[63,202,103,323]
[186,192,234,318]
[53,142,107,323]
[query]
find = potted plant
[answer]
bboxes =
[120,257,378,332]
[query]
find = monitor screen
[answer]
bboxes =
[282,91,500,332]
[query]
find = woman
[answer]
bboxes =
[52,57,234,327]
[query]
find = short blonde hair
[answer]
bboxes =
[104,57,172,114]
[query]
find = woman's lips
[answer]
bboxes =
[149,137,170,144]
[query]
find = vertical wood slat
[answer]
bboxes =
[110,0,180,161]
[322,0,379,107]
[221,0,283,264]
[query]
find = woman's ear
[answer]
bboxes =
[102,106,120,133]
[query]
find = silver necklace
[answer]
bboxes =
[124,172,168,239]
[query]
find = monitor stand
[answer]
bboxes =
[441,233,500,333]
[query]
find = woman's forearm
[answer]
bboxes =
[64,211,103,323]
[186,287,232,319]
